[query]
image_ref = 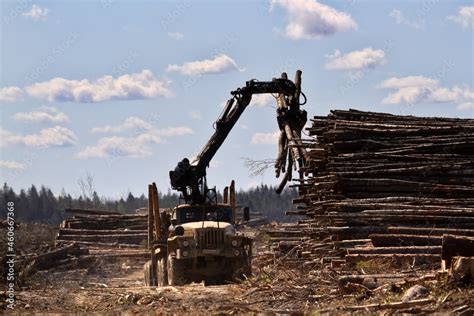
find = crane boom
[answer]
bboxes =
[170,73,307,204]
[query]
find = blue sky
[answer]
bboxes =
[1,0,473,198]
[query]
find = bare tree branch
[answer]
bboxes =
[242,157,275,177]
[77,172,95,199]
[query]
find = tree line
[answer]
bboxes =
[1,183,298,225]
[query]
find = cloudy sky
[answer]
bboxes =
[1,0,473,198]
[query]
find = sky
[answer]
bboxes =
[1,0,473,199]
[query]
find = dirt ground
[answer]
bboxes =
[2,225,473,314]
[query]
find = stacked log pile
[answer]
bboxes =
[18,208,155,280]
[56,208,150,259]
[271,109,474,268]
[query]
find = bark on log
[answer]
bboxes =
[58,228,147,236]
[71,213,147,219]
[230,180,236,223]
[334,239,372,248]
[65,208,122,215]
[370,234,443,247]
[450,256,474,282]
[148,184,154,249]
[152,182,161,241]
[80,252,150,259]
[347,246,441,255]
[441,234,474,267]
[223,186,229,204]
[64,219,147,230]
[56,241,141,248]
[325,226,474,240]
[57,234,147,244]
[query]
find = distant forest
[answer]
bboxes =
[0,183,298,225]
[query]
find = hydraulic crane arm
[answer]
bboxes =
[170,72,307,204]
[195,78,297,176]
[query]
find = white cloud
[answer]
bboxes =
[447,6,474,29]
[0,160,27,170]
[80,125,194,159]
[378,76,438,90]
[168,32,184,40]
[156,126,194,137]
[389,9,423,29]
[378,75,474,109]
[0,129,13,146]
[22,4,49,21]
[325,47,385,70]
[0,86,24,102]
[189,111,202,120]
[250,94,275,107]
[77,136,157,159]
[14,107,69,124]
[166,54,244,76]
[23,70,172,103]
[271,0,357,39]
[92,117,153,133]
[92,116,194,137]
[251,131,280,145]
[1,126,78,148]
[457,102,474,111]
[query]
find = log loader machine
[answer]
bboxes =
[144,70,308,286]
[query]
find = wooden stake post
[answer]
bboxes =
[223,186,229,204]
[152,182,161,242]
[230,180,236,223]
[147,184,154,250]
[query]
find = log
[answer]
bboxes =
[25,243,89,270]
[63,218,147,230]
[71,213,147,219]
[265,230,307,237]
[362,209,474,217]
[65,208,122,215]
[223,186,229,204]
[370,234,442,247]
[450,256,474,282]
[126,224,148,230]
[345,253,441,264]
[314,214,474,226]
[56,240,141,248]
[347,246,441,255]
[334,239,372,248]
[230,180,236,223]
[58,228,147,236]
[148,184,154,249]
[57,233,147,244]
[327,226,474,240]
[386,227,474,237]
[441,234,474,267]
[80,252,150,259]
[271,237,310,242]
[152,182,161,241]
